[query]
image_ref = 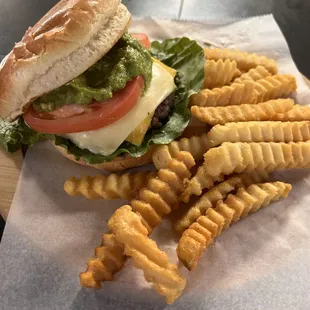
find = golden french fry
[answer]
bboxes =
[234,65,271,83]
[204,47,278,74]
[203,59,238,89]
[180,165,224,203]
[191,98,294,125]
[80,151,195,287]
[205,141,310,178]
[174,171,268,232]
[177,181,292,270]
[190,80,256,107]
[64,171,156,200]
[273,104,310,121]
[134,151,195,232]
[191,74,295,108]
[108,205,186,304]
[80,233,125,288]
[152,134,209,170]
[254,74,297,103]
[233,68,242,79]
[207,121,310,147]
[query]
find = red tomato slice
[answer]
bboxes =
[131,33,151,49]
[24,76,144,134]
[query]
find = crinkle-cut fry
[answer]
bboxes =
[191,98,294,125]
[177,181,292,270]
[80,151,195,288]
[207,121,310,147]
[108,205,186,304]
[233,68,242,79]
[203,59,238,89]
[204,141,310,178]
[204,47,278,74]
[133,151,195,232]
[273,104,310,121]
[64,172,156,200]
[174,171,268,232]
[190,80,256,107]
[181,165,224,203]
[234,65,271,83]
[254,74,297,104]
[80,233,125,288]
[152,134,209,170]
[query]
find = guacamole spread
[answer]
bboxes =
[33,34,153,112]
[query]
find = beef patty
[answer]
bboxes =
[150,93,175,129]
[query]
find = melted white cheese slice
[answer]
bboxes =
[64,62,175,156]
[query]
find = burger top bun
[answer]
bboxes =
[0,0,131,120]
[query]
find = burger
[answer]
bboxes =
[0,0,204,171]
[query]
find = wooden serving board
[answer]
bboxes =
[0,149,23,220]
[1,77,309,221]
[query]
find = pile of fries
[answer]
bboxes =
[64,47,310,304]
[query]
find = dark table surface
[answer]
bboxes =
[0,0,309,77]
[0,0,310,240]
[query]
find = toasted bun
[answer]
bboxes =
[0,0,131,120]
[54,143,154,172]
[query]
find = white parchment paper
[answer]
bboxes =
[1,15,310,310]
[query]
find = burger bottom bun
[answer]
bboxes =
[53,143,154,172]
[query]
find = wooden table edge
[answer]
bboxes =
[0,149,23,221]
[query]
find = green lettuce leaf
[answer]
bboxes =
[0,37,204,164]
[150,37,205,94]
[0,118,46,152]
